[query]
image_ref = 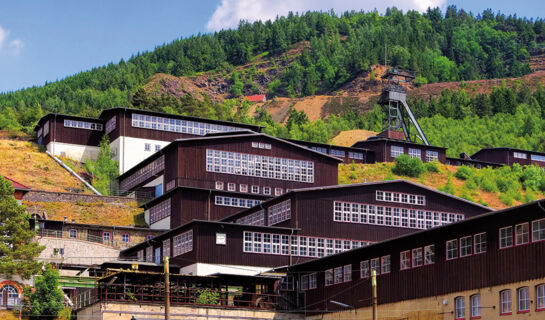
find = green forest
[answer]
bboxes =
[1,6,545,157]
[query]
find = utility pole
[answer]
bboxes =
[372,269,377,320]
[164,256,170,320]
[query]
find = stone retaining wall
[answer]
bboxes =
[23,190,135,205]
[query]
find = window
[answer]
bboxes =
[325,269,333,286]
[215,196,261,208]
[471,294,481,318]
[537,284,545,311]
[426,150,439,162]
[460,236,472,257]
[227,183,236,191]
[474,233,486,254]
[343,264,352,282]
[206,149,314,183]
[131,113,243,136]
[240,184,248,193]
[301,275,309,291]
[515,223,529,245]
[499,227,513,248]
[500,290,512,315]
[275,187,283,196]
[145,246,153,262]
[424,245,435,265]
[64,119,103,131]
[400,250,411,270]
[69,229,77,238]
[121,233,130,242]
[268,200,291,225]
[412,248,423,267]
[149,198,171,224]
[518,287,530,313]
[446,239,458,260]
[533,218,545,242]
[370,258,380,275]
[215,181,224,190]
[163,239,170,258]
[360,260,369,278]
[263,187,271,195]
[251,185,259,194]
[391,145,404,158]
[144,143,151,151]
[408,148,421,159]
[334,267,343,284]
[155,144,161,152]
[381,255,391,274]
[455,296,465,320]
[146,235,153,241]
[531,154,545,162]
[173,230,193,256]
[514,152,527,159]
[216,233,226,245]
[119,155,165,192]
[236,210,265,226]
[103,232,111,242]
[309,273,317,289]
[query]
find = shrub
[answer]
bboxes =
[479,173,499,193]
[525,188,537,202]
[391,155,425,178]
[454,165,473,180]
[521,165,545,190]
[349,172,357,180]
[414,76,428,87]
[424,161,440,173]
[439,175,456,195]
[465,177,478,191]
[196,289,220,305]
[499,192,513,206]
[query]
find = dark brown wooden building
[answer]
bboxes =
[285,199,545,317]
[352,136,447,164]
[470,147,545,168]
[286,138,373,164]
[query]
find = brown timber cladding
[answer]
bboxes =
[289,201,545,314]
[36,114,104,147]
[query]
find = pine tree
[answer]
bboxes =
[0,176,43,279]
[23,264,65,320]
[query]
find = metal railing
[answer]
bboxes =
[37,229,125,248]
[74,284,280,311]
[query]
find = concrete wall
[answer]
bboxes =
[179,263,272,276]
[47,141,100,163]
[111,136,170,175]
[306,278,545,320]
[23,190,136,205]
[78,302,302,320]
[37,237,120,266]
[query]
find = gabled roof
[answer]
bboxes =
[470,147,545,159]
[221,179,493,222]
[245,95,266,102]
[3,175,30,191]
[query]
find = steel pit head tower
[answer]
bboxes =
[380,69,429,145]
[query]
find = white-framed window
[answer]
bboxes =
[131,113,243,135]
[64,119,103,131]
[267,200,291,225]
[370,258,380,275]
[236,210,265,226]
[376,191,425,206]
[514,152,527,159]
[263,187,271,195]
[499,226,513,248]
[309,273,317,289]
[334,267,343,284]
[103,232,111,242]
[155,144,161,152]
[300,275,309,291]
[119,155,165,192]
[325,269,333,286]
[515,223,529,245]
[343,264,352,282]
[474,232,486,254]
[425,150,439,162]
[531,154,545,162]
[172,230,193,256]
[500,289,512,315]
[424,245,435,265]
[408,148,421,159]
[206,149,314,183]
[144,143,151,151]
[518,287,530,312]
[400,250,411,270]
[215,196,261,209]
[215,181,224,190]
[446,239,458,260]
[360,260,369,278]
[532,218,545,242]
[411,247,423,267]
[460,236,472,257]
[227,183,236,191]
[69,229,77,238]
[381,255,391,274]
[251,185,259,194]
[146,235,154,241]
[536,284,545,311]
[471,294,481,318]
[455,296,465,320]
[121,233,130,242]
[240,184,248,193]
[391,145,404,158]
[149,198,171,224]
[275,187,283,196]
[163,239,170,258]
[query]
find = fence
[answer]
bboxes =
[37,228,123,248]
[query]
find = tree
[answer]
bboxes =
[0,176,43,279]
[23,264,65,320]
[85,135,119,195]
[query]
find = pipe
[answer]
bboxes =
[45,150,102,195]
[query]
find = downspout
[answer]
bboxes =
[53,114,57,156]
[122,109,126,174]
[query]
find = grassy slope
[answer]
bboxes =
[338,163,543,210]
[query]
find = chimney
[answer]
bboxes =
[378,130,405,140]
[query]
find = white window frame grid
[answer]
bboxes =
[103,232,111,242]
[263,187,271,195]
[425,150,439,162]
[408,148,421,159]
[455,296,465,320]
[376,191,426,206]
[360,260,370,278]
[251,185,259,194]
[474,232,486,254]
[500,289,511,315]
[411,248,423,267]
[381,255,391,274]
[532,218,545,242]
[446,239,458,260]
[227,183,236,191]
[163,239,171,258]
[215,181,224,190]
[343,264,352,282]
[172,230,193,256]
[536,284,545,311]
[309,273,317,289]
[131,113,243,136]
[144,143,151,151]
[325,269,333,286]
[513,152,527,159]
[215,196,262,209]
[400,250,411,270]
[531,154,545,162]
[240,184,248,193]
[206,149,314,183]
[518,287,530,312]
[424,245,435,265]
[334,267,343,284]
[391,145,404,158]
[460,236,472,257]
[333,201,461,230]
[236,210,265,226]
[252,142,272,150]
[121,233,130,242]
[515,223,529,245]
[149,198,171,224]
[69,229,77,239]
[64,119,103,131]
[300,275,309,291]
[348,151,364,159]
[499,226,513,249]
[275,187,283,196]
[155,144,161,152]
[268,200,291,225]
[120,155,165,192]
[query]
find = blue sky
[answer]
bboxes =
[0,0,543,93]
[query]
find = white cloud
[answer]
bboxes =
[206,0,447,31]
[0,25,23,55]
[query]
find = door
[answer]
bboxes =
[155,247,161,264]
